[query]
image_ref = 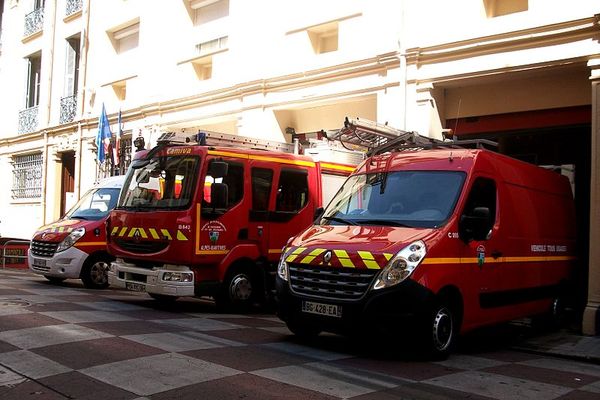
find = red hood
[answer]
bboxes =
[32,219,90,242]
[286,225,436,270]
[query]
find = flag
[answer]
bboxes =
[96,104,112,163]
[113,109,122,166]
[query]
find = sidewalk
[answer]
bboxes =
[512,329,600,364]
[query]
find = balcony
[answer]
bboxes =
[59,95,77,124]
[65,0,83,17]
[18,106,39,134]
[24,8,44,38]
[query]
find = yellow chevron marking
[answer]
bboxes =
[286,247,307,262]
[118,227,128,237]
[333,250,354,268]
[363,260,381,269]
[160,229,172,240]
[299,248,326,264]
[384,253,393,261]
[111,227,119,236]
[176,230,189,241]
[148,228,160,240]
[357,251,374,260]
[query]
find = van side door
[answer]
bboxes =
[459,176,506,324]
[248,164,274,256]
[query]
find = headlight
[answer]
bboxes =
[162,271,193,282]
[373,240,426,290]
[56,227,86,253]
[277,253,289,281]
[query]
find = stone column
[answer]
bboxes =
[583,58,600,335]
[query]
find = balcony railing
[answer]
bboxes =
[60,95,77,124]
[24,8,44,37]
[18,106,39,134]
[65,0,83,17]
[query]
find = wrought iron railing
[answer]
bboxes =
[11,153,43,199]
[60,95,77,124]
[65,0,83,17]
[18,106,39,134]
[24,7,44,37]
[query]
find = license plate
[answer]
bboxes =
[301,301,342,318]
[32,258,47,267]
[125,282,146,292]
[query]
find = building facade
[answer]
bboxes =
[0,0,599,332]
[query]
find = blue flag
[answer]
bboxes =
[96,104,112,163]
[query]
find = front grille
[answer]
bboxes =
[114,239,169,254]
[30,241,59,257]
[31,265,50,272]
[288,264,379,301]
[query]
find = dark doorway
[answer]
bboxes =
[60,152,75,217]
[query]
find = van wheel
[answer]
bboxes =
[424,300,457,360]
[81,256,110,289]
[149,293,178,303]
[216,266,261,311]
[44,276,65,284]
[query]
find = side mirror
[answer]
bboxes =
[208,160,228,179]
[459,206,491,243]
[314,207,324,222]
[211,183,228,209]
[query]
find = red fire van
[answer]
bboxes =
[276,147,577,358]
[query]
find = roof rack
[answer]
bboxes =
[328,117,497,156]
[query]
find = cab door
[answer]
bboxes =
[248,164,274,256]
[459,176,506,325]
[267,167,315,262]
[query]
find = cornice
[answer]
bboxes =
[405,15,600,65]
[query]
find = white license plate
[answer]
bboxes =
[32,258,47,267]
[125,282,146,292]
[301,301,342,318]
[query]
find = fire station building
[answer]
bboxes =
[0,0,599,333]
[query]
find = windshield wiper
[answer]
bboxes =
[356,219,414,228]
[321,216,358,226]
[70,215,88,220]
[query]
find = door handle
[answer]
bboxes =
[491,250,502,259]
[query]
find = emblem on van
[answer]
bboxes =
[133,230,141,243]
[323,250,332,264]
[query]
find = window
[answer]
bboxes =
[111,21,139,54]
[460,177,497,240]
[191,0,229,26]
[195,36,228,57]
[12,153,43,199]
[64,36,80,97]
[25,53,42,108]
[189,36,228,80]
[276,169,308,212]
[308,22,338,54]
[251,168,273,211]
[203,161,244,209]
[483,0,527,17]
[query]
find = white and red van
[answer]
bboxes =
[28,176,125,288]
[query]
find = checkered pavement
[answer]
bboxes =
[1,269,599,399]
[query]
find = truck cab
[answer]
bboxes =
[28,176,125,288]
[107,134,355,308]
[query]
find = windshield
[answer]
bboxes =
[118,155,199,210]
[321,171,466,228]
[65,187,121,221]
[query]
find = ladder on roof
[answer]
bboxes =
[328,117,497,156]
[157,129,297,153]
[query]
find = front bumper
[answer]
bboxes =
[108,260,195,297]
[28,247,88,279]
[275,276,436,336]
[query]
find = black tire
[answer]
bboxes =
[286,320,321,340]
[215,266,261,311]
[44,275,66,284]
[80,256,111,289]
[424,300,457,360]
[149,293,179,303]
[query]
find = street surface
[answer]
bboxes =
[1,268,599,400]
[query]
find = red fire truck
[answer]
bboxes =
[275,118,577,359]
[107,131,358,309]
